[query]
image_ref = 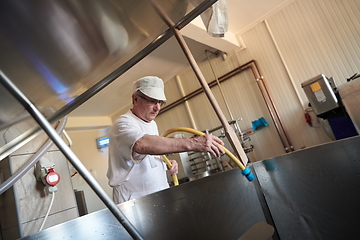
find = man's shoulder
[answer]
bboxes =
[114,110,133,121]
[113,111,141,127]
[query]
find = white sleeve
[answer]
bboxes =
[111,116,147,163]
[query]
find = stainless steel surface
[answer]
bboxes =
[253,135,360,239]
[20,135,360,240]
[0,0,185,120]
[189,168,220,181]
[339,79,360,134]
[0,0,217,160]
[21,167,268,240]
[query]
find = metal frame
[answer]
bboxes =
[0,1,218,239]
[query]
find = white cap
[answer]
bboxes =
[133,76,166,101]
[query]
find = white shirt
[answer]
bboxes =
[107,110,169,204]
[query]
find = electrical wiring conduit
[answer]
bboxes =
[162,127,255,186]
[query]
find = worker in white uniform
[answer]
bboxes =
[107,76,225,204]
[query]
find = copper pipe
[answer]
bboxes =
[217,60,294,152]
[251,60,294,151]
[224,63,292,152]
[160,65,251,114]
[229,60,293,152]
[220,159,233,169]
[224,61,294,152]
[160,60,294,153]
[249,65,290,152]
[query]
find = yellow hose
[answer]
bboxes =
[161,127,247,187]
[162,155,179,186]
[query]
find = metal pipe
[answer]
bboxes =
[205,50,235,120]
[159,60,294,153]
[0,122,44,161]
[252,60,294,151]
[248,65,289,152]
[0,113,32,131]
[147,0,249,166]
[205,119,242,134]
[205,50,243,133]
[160,64,252,114]
[176,0,218,29]
[62,130,73,147]
[220,159,233,169]
[215,61,293,152]
[159,65,288,150]
[0,71,144,240]
[231,60,294,151]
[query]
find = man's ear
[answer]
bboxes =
[132,93,137,104]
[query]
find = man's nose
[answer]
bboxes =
[153,102,161,110]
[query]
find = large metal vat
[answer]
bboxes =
[339,77,360,134]
[0,0,216,158]
[20,135,360,239]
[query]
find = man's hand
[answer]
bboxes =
[191,134,225,158]
[167,159,178,175]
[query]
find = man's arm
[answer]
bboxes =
[133,134,225,157]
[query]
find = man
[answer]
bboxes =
[107,76,225,204]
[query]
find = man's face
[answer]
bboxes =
[132,93,165,122]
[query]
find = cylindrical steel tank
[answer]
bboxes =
[0,0,206,158]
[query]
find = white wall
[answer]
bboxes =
[156,0,359,161]
[66,128,112,213]
[265,0,360,107]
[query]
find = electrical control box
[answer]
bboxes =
[301,74,339,116]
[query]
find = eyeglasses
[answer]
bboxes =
[137,94,166,107]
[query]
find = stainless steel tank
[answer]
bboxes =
[338,77,360,134]
[0,0,214,158]
[18,135,360,239]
